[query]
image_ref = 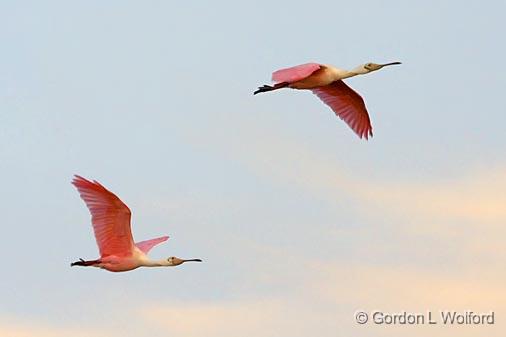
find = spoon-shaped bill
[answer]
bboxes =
[380,61,402,67]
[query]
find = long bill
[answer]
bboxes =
[183,258,203,262]
[380,61,402,67]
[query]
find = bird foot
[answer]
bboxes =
[71,258,100,267]
[254,85,273,95]
[253,82,289,95]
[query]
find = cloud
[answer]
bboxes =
[0,319,109,337]
[311,262,506,337]
[141,123,506,337]
[357,168,506,225]
[4,238,504,337]
[131,239,506,337]
[186,122,506,228]
[313,263,506,310]
[138,258,506,337]
[140,299,293,337]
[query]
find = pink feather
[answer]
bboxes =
[135,236,170,254]
[272,63,321,83]
[72,175,135,258]
[311,81,373,139]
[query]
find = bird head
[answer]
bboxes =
[363,61,402,72]
[167,256,203,266]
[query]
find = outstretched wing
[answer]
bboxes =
[72,175,135,257]
[135,236,169,254]
[272,63,321,83]
[311,80,373,139]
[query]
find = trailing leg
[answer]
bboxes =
[71,258,100,267]
[253,82,289,95]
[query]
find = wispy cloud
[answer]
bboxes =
[187,122,506,228]
[0,319,109,337]
[140,299,297,337]
[357,168,506,225]
[138,258,506,337]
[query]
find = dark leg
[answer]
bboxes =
[71,258,101,267]
[253,82,289,95]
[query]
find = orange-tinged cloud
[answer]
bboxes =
[186,121,506,227]
[357,168,506,224]
[202,124,506,226]
[138,261,506,337]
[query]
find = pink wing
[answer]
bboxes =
[72,175,135,257]
[135,236,169,254]
[311,80,373,139]
[272,63,321,83]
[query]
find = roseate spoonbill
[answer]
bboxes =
[254,62,401,139]
[70,175,202,272]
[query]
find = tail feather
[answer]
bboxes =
[71,258,100,267]
[253,82,289,95]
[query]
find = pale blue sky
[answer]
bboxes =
[1,1,505,337]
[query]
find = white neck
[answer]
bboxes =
[342,65,369,79]
[141,258,170,267]
[327,65,368,81]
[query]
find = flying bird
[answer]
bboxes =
[254,61,401,139]
[70,175,202,272]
